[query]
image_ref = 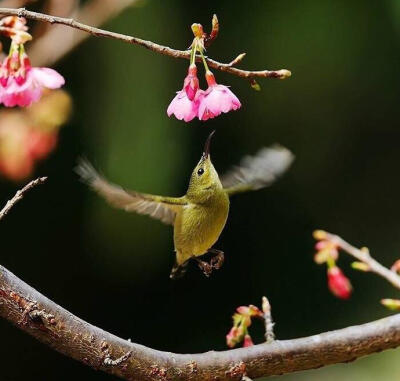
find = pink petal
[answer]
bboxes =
[198,84,241,120]
[167,90,198,122]
[1,76,42,107]
[31,68,65,89]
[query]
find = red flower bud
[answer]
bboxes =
[243,334,254,347]
[183,64,199,101]
[327,266,352,299]
[226,327,240,348]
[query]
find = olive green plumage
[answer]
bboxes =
[77,132,294,279]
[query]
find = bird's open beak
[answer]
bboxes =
[202,130,215,159]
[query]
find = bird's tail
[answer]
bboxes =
[170,260,189,280]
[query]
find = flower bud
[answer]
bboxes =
[204,14,219,47]
[236,305,263,318]
[183,64,199,101]
[226,326,239,348]
[381,298,400,311]
[391,259,400,273]
[314,240,339,264]
[243,334,254,347]
[351,261,370,272]
[250,79,261,91]
[327,266,352,299]
[191,23,204,38]
[313,230,327,240]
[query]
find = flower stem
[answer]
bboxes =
[190,40,197,66]
[199,48,210,72]
[327,256,336,269]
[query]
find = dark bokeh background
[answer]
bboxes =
[1,0,400,380]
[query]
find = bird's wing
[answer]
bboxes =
[76,159,186,225]
[221,145,294,196]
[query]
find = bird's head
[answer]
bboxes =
[186,130,223,202]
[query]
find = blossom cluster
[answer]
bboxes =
[0,16,68,181]
[167,21,241,122]
[0,16,64,108]
[226,305,263,348]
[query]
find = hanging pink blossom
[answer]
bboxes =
[167,65,202,122]
[167,89,203,122]
[198,71,241,121]
[0,46,64,108]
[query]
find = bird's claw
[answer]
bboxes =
[195,250,225,277]
[210,251,224,269]
[196,260,213,277]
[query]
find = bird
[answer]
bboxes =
[76,131,294,279]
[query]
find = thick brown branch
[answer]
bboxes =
[1,264,400,381]
[0,7,291,80]
[0,177,46,221]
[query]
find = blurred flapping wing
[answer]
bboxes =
[76,159,186,225]
[221,145,294,196]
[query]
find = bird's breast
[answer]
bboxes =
[173,193,229,258]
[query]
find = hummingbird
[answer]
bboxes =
[76,131,294,279]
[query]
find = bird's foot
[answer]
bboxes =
[195,259,213,277]
[210,250,224,270]
[195,250,225,277]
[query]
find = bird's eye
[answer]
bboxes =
[197,168,204,176]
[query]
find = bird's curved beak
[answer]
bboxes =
[202,130,215,159]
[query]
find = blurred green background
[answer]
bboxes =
[1,0,400,380]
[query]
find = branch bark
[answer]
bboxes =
[1,264,400,380]
[0,7,291,80]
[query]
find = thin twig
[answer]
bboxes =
[322,231,400,290]
[0,7,292,80]
[262,296,275,343]
[28,0,139,67]
[1,264,400,380]
[0,177,47,221]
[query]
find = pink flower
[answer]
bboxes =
[327,266,352,300]
[167,65,201,122]
[0,47,64,108]
[167,89,203,122]
[198,71,241,121]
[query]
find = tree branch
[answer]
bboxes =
[0,177,46,221]
[1,264,400,380]
[27,0,139,67]
[261,296,275,344]
[0,7,291,80]
[319,231,400,290]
